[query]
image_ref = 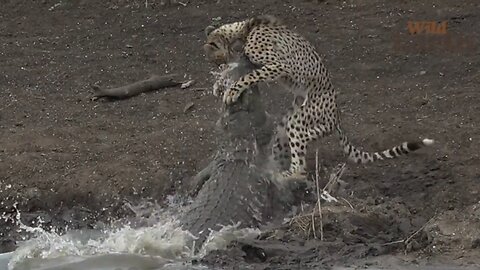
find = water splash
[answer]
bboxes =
[211,63,237,97]
[6,198,260,270]
[199,223,261,258]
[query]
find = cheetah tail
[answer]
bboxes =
[335,125,434,164]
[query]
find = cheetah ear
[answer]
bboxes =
[204,25,216,37]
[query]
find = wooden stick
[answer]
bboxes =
[315,149,324,241]
[91,74,181,100]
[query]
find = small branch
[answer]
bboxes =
[320,164,347,203]
[381,239,405,246]
[404,216,435,244]
[311,210,316,239]
[323,163,346,193]
[315,149,324,241]
[381,215,436,250]
[91,74,181,100]
[340,197,354,210]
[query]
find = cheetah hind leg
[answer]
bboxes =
[278,128,310,181]
[271,98,302,172]
[280,116,331,181]
[280,140,309,181]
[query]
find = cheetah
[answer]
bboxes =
[203,15,434,179]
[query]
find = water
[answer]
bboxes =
[1,197,261,270]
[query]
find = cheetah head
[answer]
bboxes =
[203,26,244,65]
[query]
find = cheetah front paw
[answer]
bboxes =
[223,88,243,105]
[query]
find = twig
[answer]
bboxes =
[381,216,436,248]
[311,211,316,239]
[315,149,324,241]
[341,197,354,210]
[323,163,346,193]
[381,239,405,246]
[404,216,435,244]
[287,161,350,240]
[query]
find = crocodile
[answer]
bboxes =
[179,54,301,250]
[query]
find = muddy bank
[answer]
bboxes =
[1,0,480,268]
[201,196,480,269]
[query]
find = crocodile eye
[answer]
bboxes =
[209,42,219,49]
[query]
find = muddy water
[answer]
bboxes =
[2,199,260,270]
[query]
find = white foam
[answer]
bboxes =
[199,223,261,258]
[7,199,260,270]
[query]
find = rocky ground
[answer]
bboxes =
[0,0,479,268]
